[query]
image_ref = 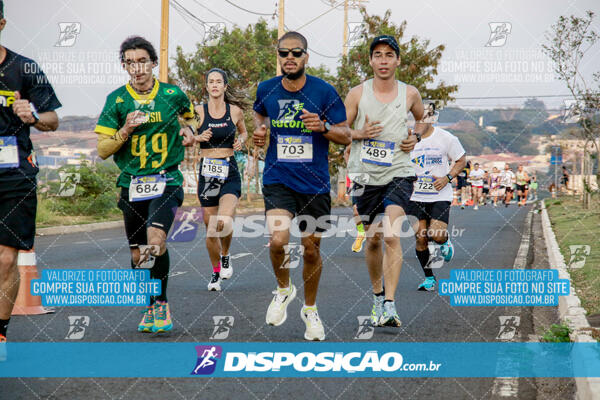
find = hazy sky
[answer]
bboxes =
[5,0,600,116]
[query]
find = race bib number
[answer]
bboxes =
[0,136,19,168]
[202,158,229,179]
[129,174,166,202]
[361,139,394,166]
[414,175,438,194]
[277,135,313,162]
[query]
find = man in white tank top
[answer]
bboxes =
[345,35,425,328]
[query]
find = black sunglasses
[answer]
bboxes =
[277,47,306,58]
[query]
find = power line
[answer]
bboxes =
[452,94,574,100]
[223,0,275,16]
[190,0,235,25]
[170,0,206,25]
[294,2,343,31]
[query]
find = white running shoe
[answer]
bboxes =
[300,305,326,341]
[207,272,221,291]
[473,205,479,210]
[379,301,402,327]
[220,255,232,280]
[266,283,296,326]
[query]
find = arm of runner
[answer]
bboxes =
[233,105,248,151]
[253,111,268,147]
[434,154,467,191]
[97,132,128,160]
[96,111,143,159]
[12,92,59,131]
[299,108,351,145]
[343,85,382,140]
[402,85,425,152]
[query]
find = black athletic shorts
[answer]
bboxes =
[516,184,528,192]
[197,156,241,207]
[355,176,416,226]
[457,176,468,189]
[263,183,331,233]
[483,187,489,194]
[0,179,37,250]
[502,185,514,193]
[118,185,184,248]
[413,201,451,224]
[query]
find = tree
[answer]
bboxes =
[487,120,532,154]
[521,98,549,127]
[542,10,600,207]
[330,7,458,177]
[333,8,458,101]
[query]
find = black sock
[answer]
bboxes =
[151,249,170,303]
[0,318,9,337]
[383,299,393,304]
[416,248,434,278]
[374,289,385,297]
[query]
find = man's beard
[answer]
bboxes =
[284,65,305,81]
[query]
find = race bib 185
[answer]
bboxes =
[360,139,394,166]
[277,135,313,162]
[202,158,229,180]
[129,174,167,202]
[0,136,19,168]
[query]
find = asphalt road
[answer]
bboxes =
[2,204,536,399]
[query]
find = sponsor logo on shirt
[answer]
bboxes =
[0,90,16,107]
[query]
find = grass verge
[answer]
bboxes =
[545,196,600,316]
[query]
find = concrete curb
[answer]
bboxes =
[36,207,266,236]
[540,200,600,400]
[37,220,124,236]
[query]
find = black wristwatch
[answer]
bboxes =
[446,173,453,182]
[414,132,422,142]
[323,121,332,133]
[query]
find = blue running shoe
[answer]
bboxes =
[440,240,454,262]
[417,276,437,291]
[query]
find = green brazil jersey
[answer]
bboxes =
[95,78,194,188]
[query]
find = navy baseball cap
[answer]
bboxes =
[369,35,400,57]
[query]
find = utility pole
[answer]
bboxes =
[341,0,367,57]
[159,0,169,82]
[277,0,285,76]
[342,0,349,56]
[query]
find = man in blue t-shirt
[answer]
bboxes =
[253,31,350,341]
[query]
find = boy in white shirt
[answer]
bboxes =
[410,124,466,291]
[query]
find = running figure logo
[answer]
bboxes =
[347,22,367,49]
[496,316,520,340]
[281,244,304,269]
[354,316,374,340]
[200,178,223,200]
[58,172,80,197]
[191,345,222,375]
[169,207,202,242]
[65,316,90,340]
[210,316,234,340]
[485,22,512,47]
[426,243,444,269]
[55,23,81,47]
[568,245,590,269]
[276,100,303,122]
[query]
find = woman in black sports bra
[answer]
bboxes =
[193,68,248,291]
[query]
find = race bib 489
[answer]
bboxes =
[360,139,394,166]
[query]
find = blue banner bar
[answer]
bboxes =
[0,342,599,378]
